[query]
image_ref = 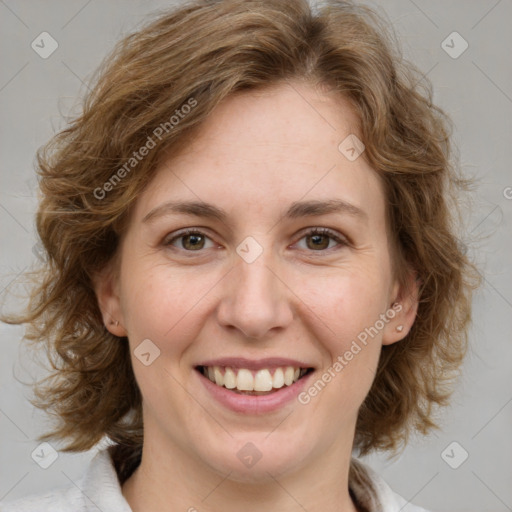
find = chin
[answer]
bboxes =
[199,436,308,483]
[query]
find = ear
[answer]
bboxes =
[91,261,127,337]
[382,269,419,346]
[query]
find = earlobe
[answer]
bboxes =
[382,271,420,346]
[91,264,127,337]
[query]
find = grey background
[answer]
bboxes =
[0,1,511,511]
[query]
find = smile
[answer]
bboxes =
[197,365,313,395]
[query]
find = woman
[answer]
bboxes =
[1,0,479,510]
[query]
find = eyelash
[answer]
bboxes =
[163,227,348,255]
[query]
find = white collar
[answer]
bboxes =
[79,449,428,512]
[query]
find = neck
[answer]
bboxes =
[122,435,360,512]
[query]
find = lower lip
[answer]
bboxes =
[196,369,314,414]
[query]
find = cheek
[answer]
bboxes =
[300,264,390,397]
[119,260,219,350]
[305,265,391,343]
[300,278,385,422]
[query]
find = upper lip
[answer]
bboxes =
[196,357,314,371]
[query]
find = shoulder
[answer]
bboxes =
[0,450,132,512]
[350,457,432,512]
[0,486,84,512]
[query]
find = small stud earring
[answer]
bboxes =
[396,325,404,332]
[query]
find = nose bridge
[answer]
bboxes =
[216,247,293,339]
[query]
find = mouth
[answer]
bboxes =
[195,365,314,396]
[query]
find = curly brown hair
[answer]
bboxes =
[2,0,480,465]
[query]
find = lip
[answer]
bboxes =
[195,366,314,414]
[196,357,313,371]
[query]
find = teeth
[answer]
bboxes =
[254,369,273,391]
[224,367,236,389]
[237,369,254,391]
[284,366,295,386]
[201,365,309,392]
[214,367,223,386]
[272,368,285,389]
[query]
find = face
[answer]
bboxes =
[96,81,416,482]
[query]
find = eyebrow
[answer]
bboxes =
[142,198,368,224]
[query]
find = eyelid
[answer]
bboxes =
[292,226,349,252]
[162,227,217,248]
[162,226,349,253]
[295,226,349,244]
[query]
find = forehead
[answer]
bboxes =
[132,81,386,227]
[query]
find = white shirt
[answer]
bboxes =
[1,449,430,511]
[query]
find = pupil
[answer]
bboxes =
[309,234,328,250]
[184,234,203,250]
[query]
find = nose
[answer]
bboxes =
[216,254,294,340]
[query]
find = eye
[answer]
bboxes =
[295,227,348,252]
[163,227,348,254]
[163,229,215,251]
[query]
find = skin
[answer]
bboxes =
[95,80,418,512]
